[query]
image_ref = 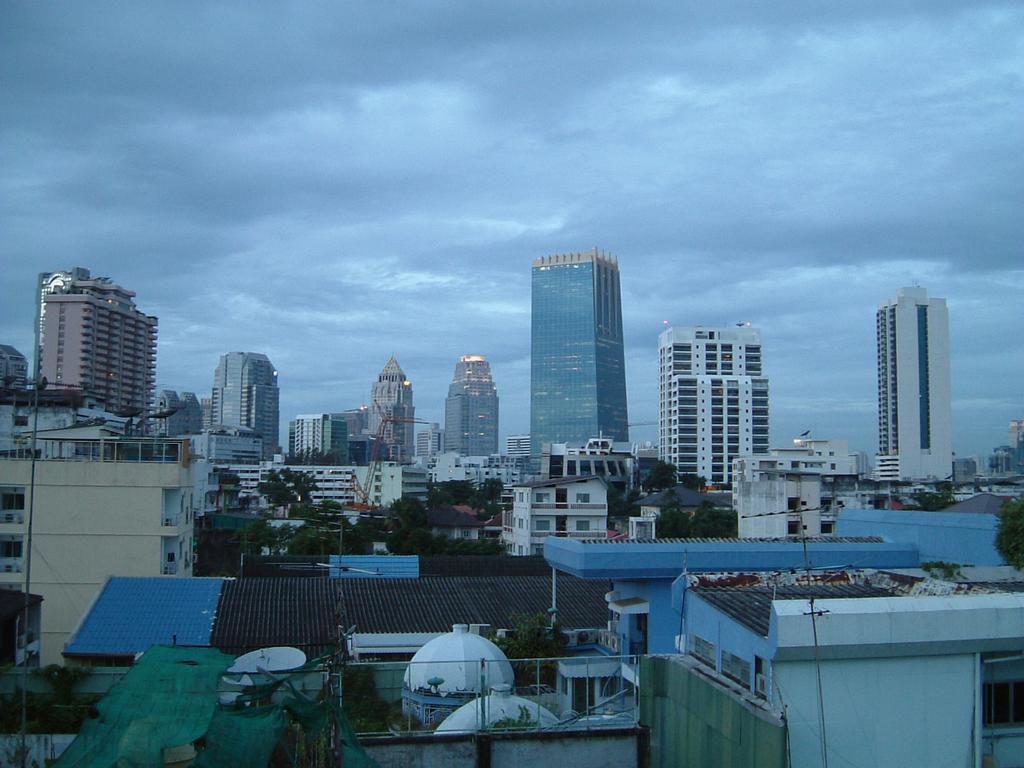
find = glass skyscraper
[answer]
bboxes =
[211,352,280,458]
[530,250,628,455]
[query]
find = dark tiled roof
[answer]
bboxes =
[211,577,339,655]
[691,584,895,636]
[427,506,485,528]
[638,485,715,508]
[338,575,609,633]
[0,591,42,623]
[578,536,885,544]
[945,493,1011,515]
[419,555,553,577]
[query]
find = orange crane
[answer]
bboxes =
[349,412,431,510]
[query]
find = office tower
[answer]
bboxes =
[658,325,769,486]
[211,352,279,458]
[37,267,157,412]
[342,405,370,437]
[153,390,203,436]
[444,354,499,456]
[200,397,213,430]
[369,357,415,462]
[417,423,444,458]
[505,434,531,458]
[876,287,952,480]
[1010,420,1024,472]
[530,250,628,455]
[0,345,28,388]
[289,413,349,464]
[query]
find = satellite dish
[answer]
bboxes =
[227,646,306,674]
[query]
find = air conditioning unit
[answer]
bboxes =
[575,630,596,645]
[606,633,621,653]
[755,673,767,697]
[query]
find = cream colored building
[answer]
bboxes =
[0,436,199,664]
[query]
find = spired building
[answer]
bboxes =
[659,325,769,487]
[530,250,628,455]
[444,354,499,456]
[36,267,158,412]
[369,356,415,462]
[211,352,280,458]
[876,286,952,481]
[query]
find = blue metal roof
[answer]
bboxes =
[65,577,224,656]
[328,554,419,579]
[544,536,920,580]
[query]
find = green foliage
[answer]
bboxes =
[341,665,404,733]
[258,469,319,508]
[385,497,502,556]
[494,613,567,660]
[286,448,345,466]
[606,485,641,520]
[911,487,956,511]
[644,461,678,492]
[0,666,100,734]
[427,480,506,517]
[656,502,737,538]
[921,560,964,580]
[490,705,536,730]
[679,474,706,492]
[996,498,1024,569]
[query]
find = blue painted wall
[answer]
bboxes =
[837,508,1004,566]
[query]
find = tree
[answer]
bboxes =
[996,499,1024,569]
[607,484,641,520]
[258,469,319,508]
[689,502,738,537]
[910,489,956,511]
[644,461,678,492]
[679,474,706,492]
[494,612,567,659]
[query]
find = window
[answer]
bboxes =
[576,492,591,503]
[534,519,550,531]
[535,492,550,503]
[984,681,1024,725]
[692,635,715,667]
[1,490,25,511]
[576,520,591,532]
[0,540,22,558]
[722,651,752,689]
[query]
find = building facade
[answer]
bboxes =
[210,352,279,458]
[444,355,499,456]
[0,346,28,388]
[876,286,952,481]
[530,250,628,455]
[37,268,158,413]
[0,435,202,664]
[659,325,769,487]
[505,434,531,458]
[288,413,349,463]
[153,389,203,436]
[416,422,444,458]
[369,357,415,463]
[503,477,608,556]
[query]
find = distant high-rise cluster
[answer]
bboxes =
[417,422,444,458]
[370,356,415,462]
[0,345,28,388]
[530,249,628,454]
[211,352,280,458]
[289,413,349,463]
[658,325,769,486]
[875,287,952,481]
[444,354,499,456]
[37,267,158,412]
[154,390,203,436]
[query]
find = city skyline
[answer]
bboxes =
[2,4,1021,460]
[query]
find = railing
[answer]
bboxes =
[344,653,640,737]
[4,438,185,464]
[0,558,23,574]
[162,563,178,575]
[530,503,607,511]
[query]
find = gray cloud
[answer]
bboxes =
[2,1,1022,458]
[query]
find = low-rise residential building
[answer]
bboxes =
[504,477,608,556]
[427,452,528,486]
[0,435,202,664]
[427,506,485,540]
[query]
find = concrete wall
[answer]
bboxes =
[363,727,641,768]
[837,508,1003,566]
[0,457,196,664]
[639,655,786,768]
[774,653,977,768]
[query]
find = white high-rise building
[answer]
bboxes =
[658,325,769,486]
[416,422,444,458]
[876,287,952,481]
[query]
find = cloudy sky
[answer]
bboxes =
[2,1,1021,460]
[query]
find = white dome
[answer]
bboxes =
[404,624,514,695]
[435,685,560,733]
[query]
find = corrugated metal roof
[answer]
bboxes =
[339,575,609,633]
[328,554,419,579]
[691,584,895,637]
[578,536,885,544]
[210,577,339,655]
[65,577,223,656]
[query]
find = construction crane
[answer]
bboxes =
[350,411,431,510]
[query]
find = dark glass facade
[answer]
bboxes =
[530,253,628,454]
